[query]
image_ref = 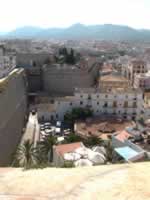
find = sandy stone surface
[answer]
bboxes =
[0,162,150,200]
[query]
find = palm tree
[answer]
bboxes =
[105,140,114,162]
[84,136,103,147]
[63,133,82,144]
[39,135,57,162]
[14,140,38,169]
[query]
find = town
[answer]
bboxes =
[0,39,150,168]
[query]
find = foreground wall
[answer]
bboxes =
[0,69,27,166]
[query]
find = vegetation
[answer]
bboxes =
[84,136,103,147]
[104,141,114,162]
[64,107,93,127]
[55,47,81,65]
[62,160,74,168]
[14,140,38,169]
[138,118,145,126]
[39,135,57,162]
[63,133,83,144]
[63,132,103,148]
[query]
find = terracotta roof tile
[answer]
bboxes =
[54,142,83,156]
[115,130,131,142]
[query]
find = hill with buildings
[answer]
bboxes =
[2,24,150,41]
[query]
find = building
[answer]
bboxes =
[112,130,146,162]
[99,74,129,90]
[42,63,99,95]
[0,45,16,78]
[35,87,144,122]
[74,118,134,140]
[53,142,84,167]
[124,59,148,85]
[134,71,150,90]
[53,142,106,167]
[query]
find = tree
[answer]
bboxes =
[39,135,57,162]
[14,140,38,169]
[84,136,103,147]
[56,47,81,65]
[64,107,93,127]
[105,141,114,162]
[63,133,83,144]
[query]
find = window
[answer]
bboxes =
[104,102,108,108]
[97,95,99,98]
[70,102,72,106]
[113,101,117,108]
[56,114,58,119]
[133,102,137,108]
[80,101,83,105]
[97,102,99,105]
[124,101,128,108]
[105,95,108,98]
[80,95,83,98]
[88,95,91,100]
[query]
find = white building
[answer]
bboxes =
[122,59,148,85]
[134,71,150,90]
[0,45,16,78]
[36,87,144,122]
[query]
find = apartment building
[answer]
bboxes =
[124,59,148,85]
[36,87,144,122]
[134,71,150,90]
[99,74,129,90]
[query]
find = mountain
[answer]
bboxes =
[4,26,44,38]
[2,24,150,41]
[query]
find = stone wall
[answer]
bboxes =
[0,69,27,166]
[16,53,51,68]
[43,65,97,95]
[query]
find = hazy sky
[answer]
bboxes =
[0,0,150,32]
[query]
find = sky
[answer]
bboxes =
[0,0,150,32]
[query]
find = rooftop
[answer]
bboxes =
[75,87,142,94]
[35,103,56,113]
[75,118,134,140]
[115,130,132,142]
[54,142,84,156]
[100,74,128,82]
[115,146,139,161]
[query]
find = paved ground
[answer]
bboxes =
[0,162,150,200]
[21,113,40,146]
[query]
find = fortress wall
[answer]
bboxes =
[43,67,94,95]
[16,53,50,67]
[0,69,27,166]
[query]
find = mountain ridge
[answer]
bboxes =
[1,24,150,41]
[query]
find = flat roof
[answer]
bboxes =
[100,74,128,82]
[75,118,134,140]
[35,103,56,112]
[115,146,139,161]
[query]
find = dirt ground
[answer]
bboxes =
[0,162,150,200]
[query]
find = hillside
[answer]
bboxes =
[0,162,150,199]
[2,24,150,41]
